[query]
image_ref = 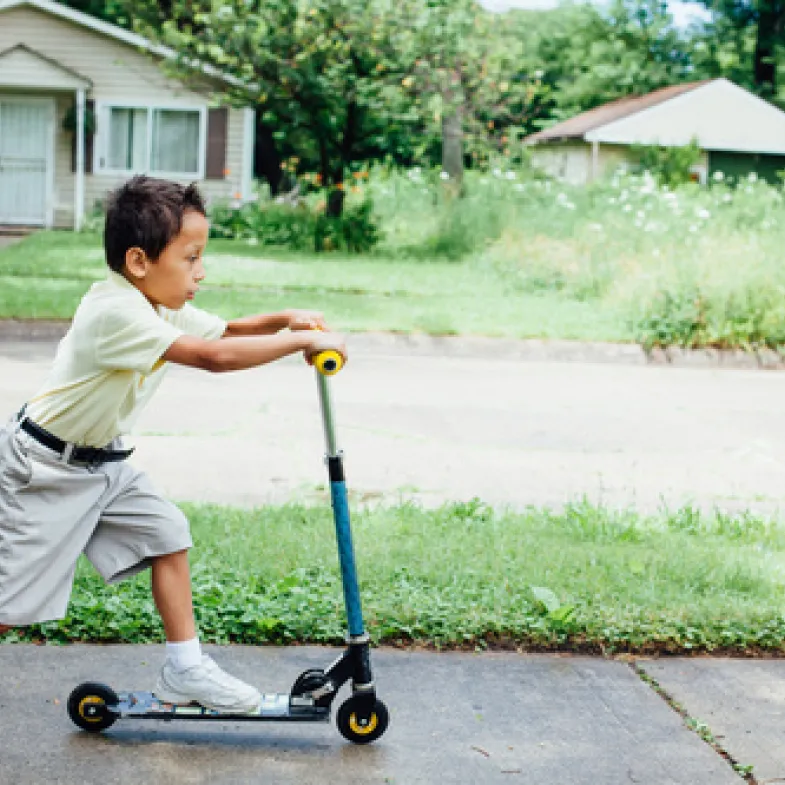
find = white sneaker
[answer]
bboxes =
[154,654,262,714]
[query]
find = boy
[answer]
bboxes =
[0,175,346,713]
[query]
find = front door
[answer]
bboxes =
[0,98,54,225]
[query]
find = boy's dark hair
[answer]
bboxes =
[104,175,206,272]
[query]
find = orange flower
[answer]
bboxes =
[335,182,344,191]
[351,186,360,193]
[223,168,231,176]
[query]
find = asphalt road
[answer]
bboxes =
[2,336,785,515]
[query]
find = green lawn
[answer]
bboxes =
[0,231,630,342]
[6,500,785,653]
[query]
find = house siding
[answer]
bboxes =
[529,142,633,185]
[528,142,592,185]
[0,45,88,89]
[0,5,248,228]
[709,151,785,185]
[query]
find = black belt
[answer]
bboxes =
[18,412,134,465]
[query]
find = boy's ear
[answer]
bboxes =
[124,247,149,279]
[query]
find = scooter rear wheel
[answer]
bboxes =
[336,695,389,744]
[67,682,119,732]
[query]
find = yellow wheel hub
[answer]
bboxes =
[78,695,105,723]
[348,712,378,735]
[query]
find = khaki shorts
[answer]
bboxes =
[0,418,192,625]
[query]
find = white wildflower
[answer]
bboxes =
[440,171,450,180]
[722,193,732,203]
[623,203,632,213]
[506,171,516,180]
[513,183,525,192]
[696,208,711,220]
[493,168,502,177]
[637,210,646,219]
[748,172,758,183]
[713,171,724,182]
[689,224,698,233]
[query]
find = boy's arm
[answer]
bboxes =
[162,330,345,373]
[223,309,326,337]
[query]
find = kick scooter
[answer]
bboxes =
[67,349,389,744]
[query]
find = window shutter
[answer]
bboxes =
[70,99,94,174]
[205,107,228,179]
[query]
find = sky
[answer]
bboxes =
[477,0,713,27]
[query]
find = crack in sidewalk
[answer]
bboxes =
[631,661,758,784]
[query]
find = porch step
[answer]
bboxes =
[0,225,36,237]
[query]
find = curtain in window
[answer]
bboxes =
[107,108,147,170]
[151,110,200,174]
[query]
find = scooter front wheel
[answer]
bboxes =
[67,682,119,732]
[336,695,389,744]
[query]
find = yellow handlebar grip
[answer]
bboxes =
[314,349,344,376]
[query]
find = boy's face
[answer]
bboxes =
[124,209,210,310]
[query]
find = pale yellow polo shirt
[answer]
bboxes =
[26,271,226,447]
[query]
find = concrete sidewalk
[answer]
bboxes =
[3,644,779,785]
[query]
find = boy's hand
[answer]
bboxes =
[285,309,328,332]
[305,332,348,366]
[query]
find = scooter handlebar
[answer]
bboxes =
[313,349,344,376]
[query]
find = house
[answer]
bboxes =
[0,0,255,230]
[524,79,785,186]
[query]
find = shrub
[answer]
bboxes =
[210,196,380,254]
[314,197,380,253]
[209,201,316,249]
[628,140,702,187]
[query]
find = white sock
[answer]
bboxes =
[166,637,202,672]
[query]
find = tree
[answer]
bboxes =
[130,0,416,216]
[59,0,129,27]
[516,0,695,122]
[395,0,547,192]
[697,0,785,97]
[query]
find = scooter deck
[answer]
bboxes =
[110,691,331,722]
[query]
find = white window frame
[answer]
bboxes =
[94,101,207,180]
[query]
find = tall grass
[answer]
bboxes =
[359,165,785,349]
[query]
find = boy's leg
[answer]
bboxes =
[87,464,262,713]
[150,550,196,642]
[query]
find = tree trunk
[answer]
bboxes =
[754,0,784,96]
[441,77,464,198]
[253,116,283,196]
[326,185,345,217]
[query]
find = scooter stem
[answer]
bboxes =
[315,368,366,639]
[316,372,339,458]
